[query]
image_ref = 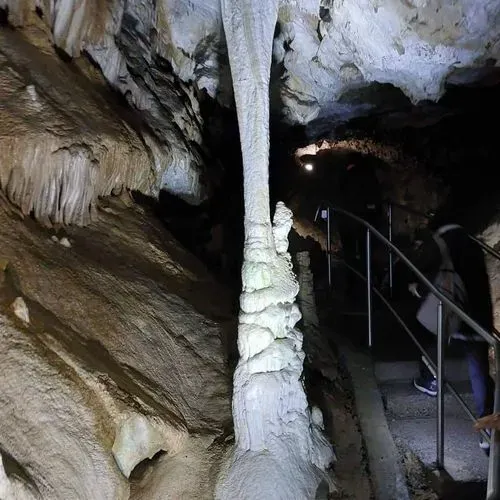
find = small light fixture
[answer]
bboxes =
[304,163,314,172]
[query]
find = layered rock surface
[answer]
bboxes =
[3,1,499,128]
[1,1,498,227]
[480,220,500,335]
[0,28,153,226]
[0,196,234,498]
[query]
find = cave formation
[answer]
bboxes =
[0,2,500,499]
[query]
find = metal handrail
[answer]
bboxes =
[315,201,500,498]
[339,256,490,439]
[319,201,499,344]
[472,236,500,262]
[386,200,500,262]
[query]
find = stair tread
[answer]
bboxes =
[375,359,470,383]
[380,379,475,419]
[388,416,488,483]
[380,379,472,394]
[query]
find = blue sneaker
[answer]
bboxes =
[413,376,437,397]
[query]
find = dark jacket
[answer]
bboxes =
[412,225,493,340]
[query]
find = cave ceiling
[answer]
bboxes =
[0,0,499,213]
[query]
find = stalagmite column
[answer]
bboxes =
[296,251,321,332]
[216,1,334,498]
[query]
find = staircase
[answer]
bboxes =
[327,284,490,495]
[375,358,488,484]
[312,203,500,497]
[368,297,489,485]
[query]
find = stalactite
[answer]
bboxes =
[0,28,153,226]
[216,1,334,498]
[0,137,151,226]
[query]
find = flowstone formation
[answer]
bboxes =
[216,0,334,497]
[0,199,233,499]
[4,1,499,140]
[217,203,334,499]
[0,29,152,226]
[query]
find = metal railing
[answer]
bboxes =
[387,202,500,284]
[315,201,500,499]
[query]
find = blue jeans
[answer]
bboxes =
[420,339,494,418]
[462,341,495,418]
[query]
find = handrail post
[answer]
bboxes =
[436,301,445,469]
[388,203,393,297]
[314,201,500,493]
[487,340,500,500]
[327,207,332,288]
[366,228,373,347]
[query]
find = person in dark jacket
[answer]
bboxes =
[408,212,494,451]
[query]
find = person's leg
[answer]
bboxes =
[462,340,494,453]
[463,341,494,418]
[414,329,438,396]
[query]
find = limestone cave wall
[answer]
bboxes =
[1,0,499,226]
[0,196,235,499]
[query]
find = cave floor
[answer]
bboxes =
[307,335,375,500]
[324,378,375,500]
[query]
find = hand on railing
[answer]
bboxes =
[408,282,422,299]
[475,413,500,431]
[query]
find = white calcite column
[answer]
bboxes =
[216,1,334,498]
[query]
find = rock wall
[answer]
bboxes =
[3,0,499,131]
[0,196,234,498]
[294,138,444,239]
[0,28,152,226]
[0,5,210,215]
[479,221,500,335]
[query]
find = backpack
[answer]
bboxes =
[416,226,468,337]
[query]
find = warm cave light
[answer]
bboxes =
[304,163,314,172]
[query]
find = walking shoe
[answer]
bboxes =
[413,376,438,397]
[480,431,491,455]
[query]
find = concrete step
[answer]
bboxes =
[375,358,488,485]
[374,359,470,384]
[380,379,475,419]
[389,416,489,483]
